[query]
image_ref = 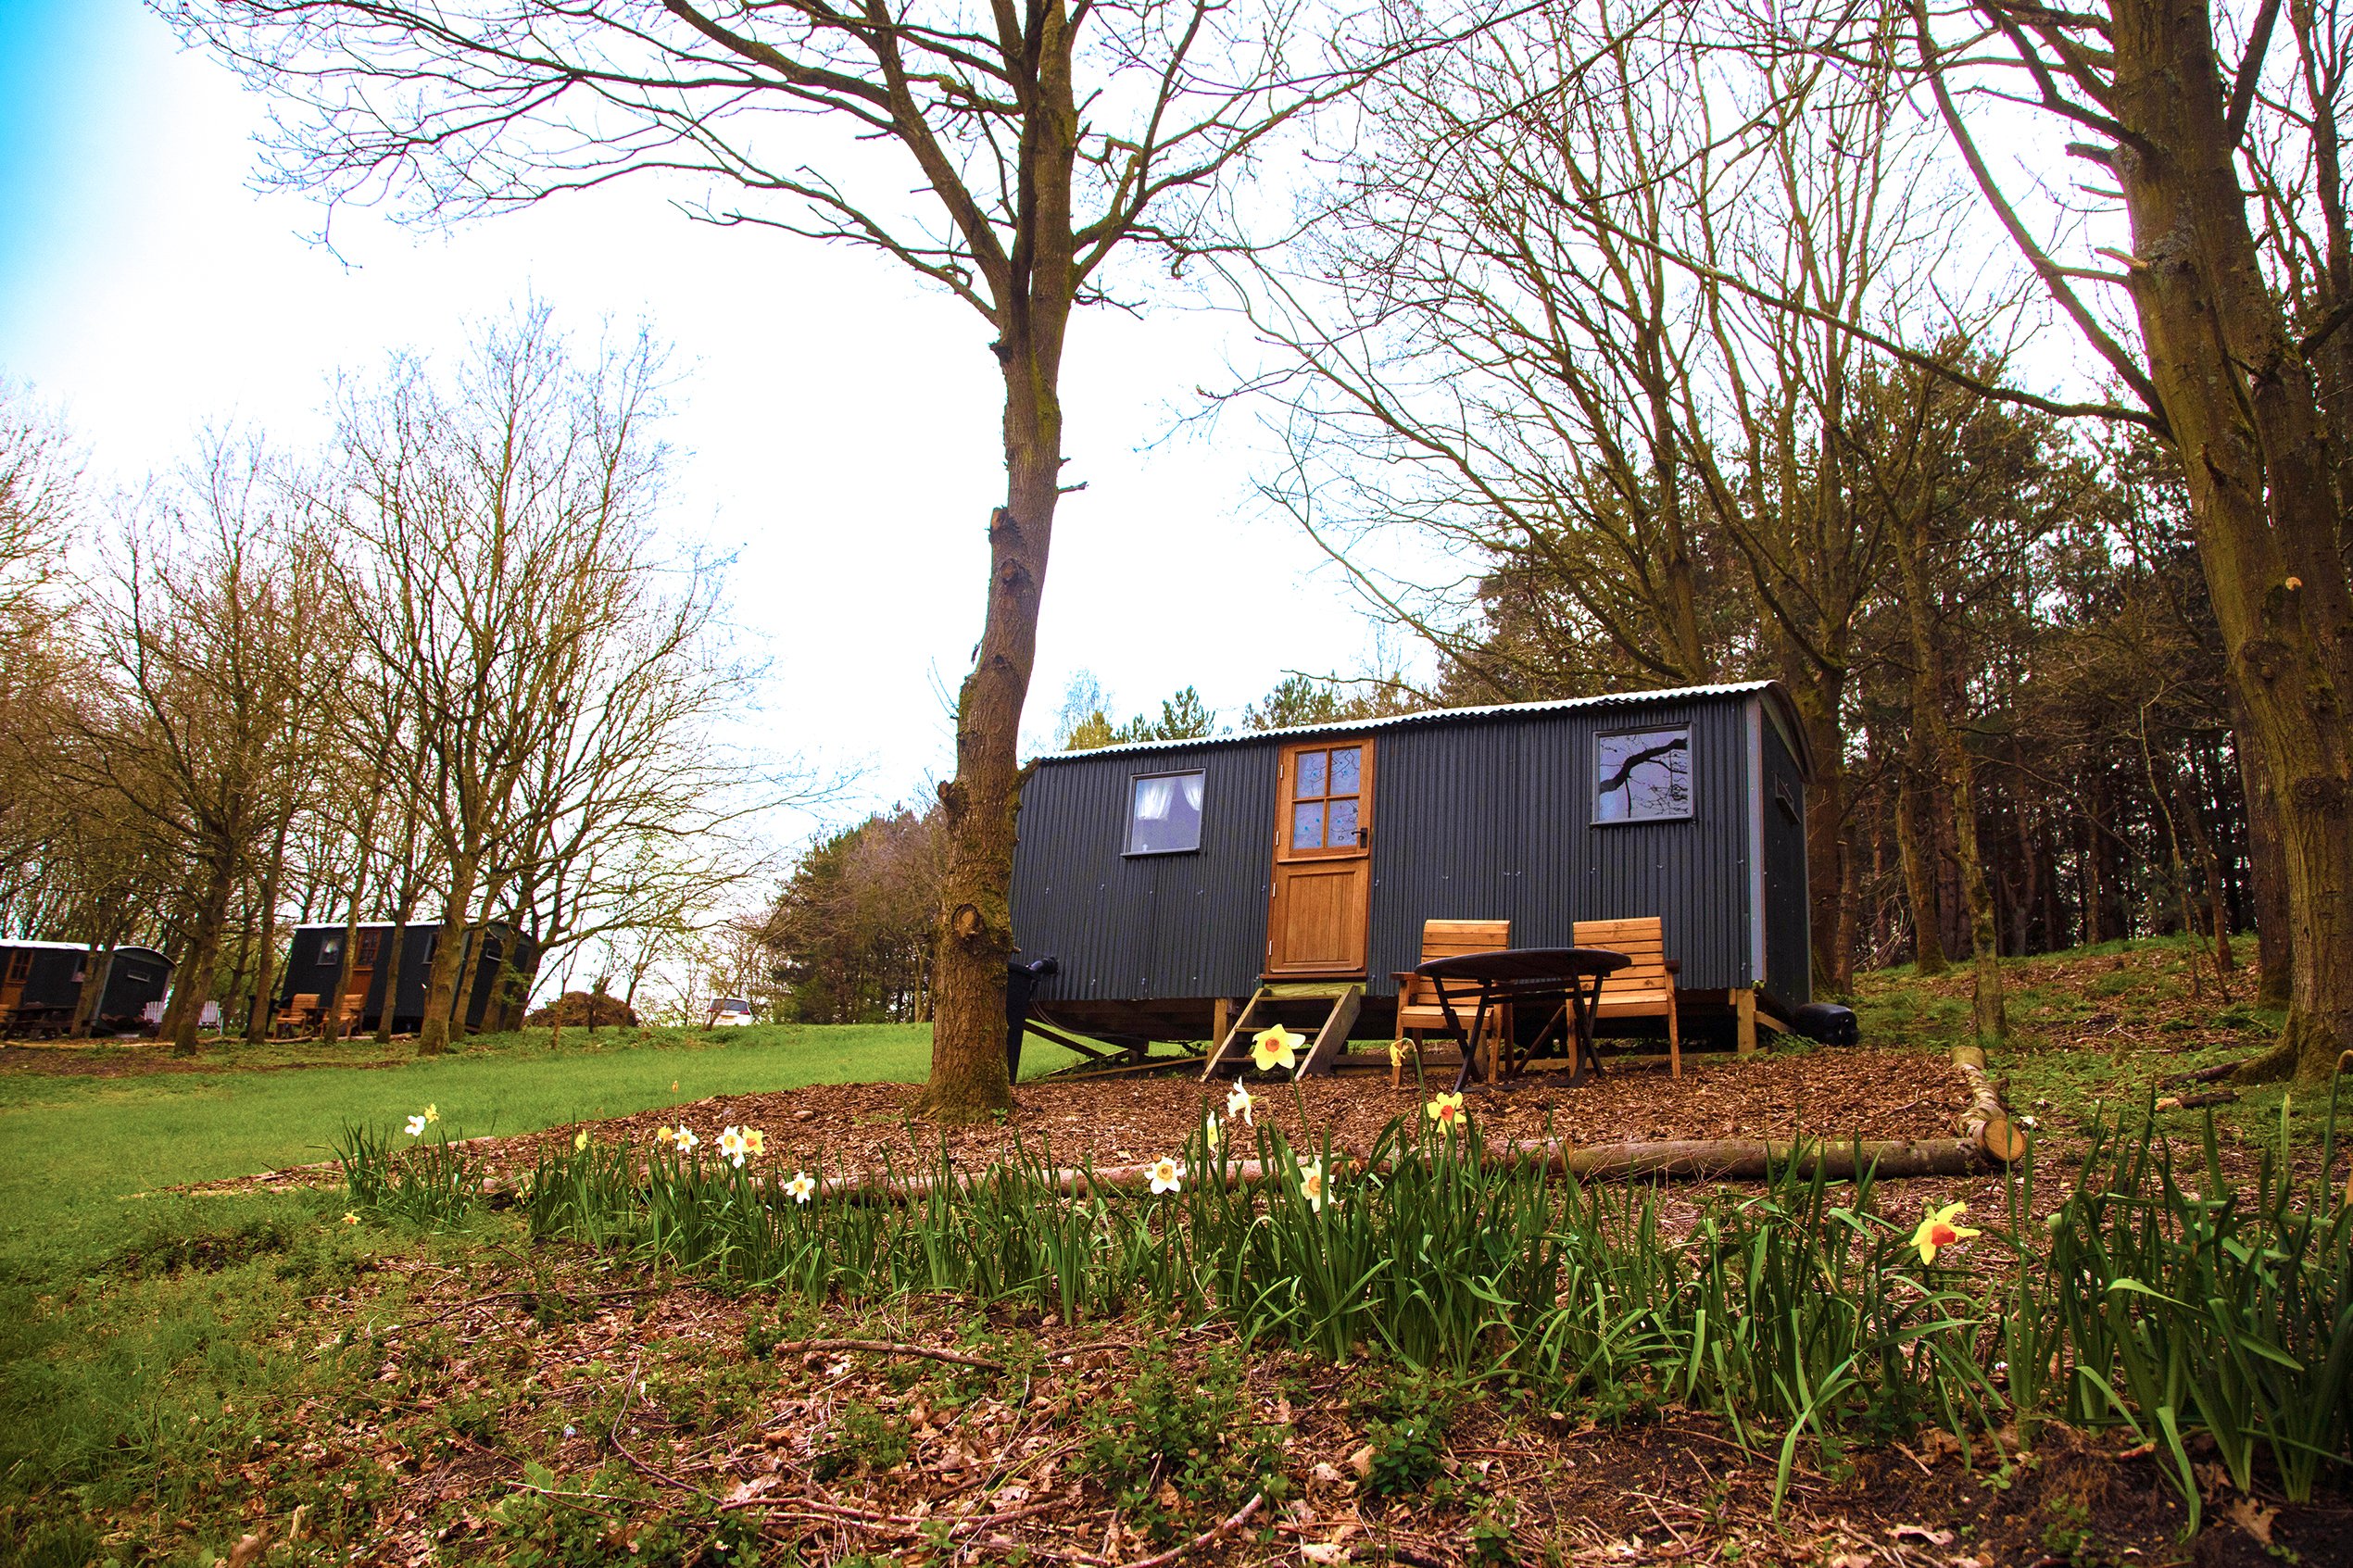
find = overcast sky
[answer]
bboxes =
[0,0,1389,836]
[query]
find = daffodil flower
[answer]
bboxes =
[655,1125,677,1144]
[423,1104,439,1123]
[573,1128,590,1151]
[718,1126,749,1167]
[1203,1115,1222,1151]
[1148,1157,1183,1196]
[742,1128,764,1158]
[1227,1084,1256,1123]
[1250,1023,1303,1073]
[1298,1156,1328,1213]
[1425,1092,1466,1135]
[1909,1200,1981,1265]
[673,1124,699,1153]
[341,1211,360,1226]
[784,1171,816,1205]
[405,1114,428,1137]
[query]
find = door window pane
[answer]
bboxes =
[1329,746,1361,794]
[1295,750,1327,798]
[1291,801,1326,848]
[1126,771,1206,854]
[1595,728,1692,822]
[1328,797,1359,845]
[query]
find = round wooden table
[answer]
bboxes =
[1411,946,1631,1092]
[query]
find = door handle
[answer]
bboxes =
[1357,828,1369,847]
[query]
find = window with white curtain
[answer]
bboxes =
[1126,770,1206,854]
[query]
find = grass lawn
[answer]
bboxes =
[0,1022,1129,1566]
[0,1022,1129,1282]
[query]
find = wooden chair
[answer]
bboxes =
[276,993,323,1037]
[1570,917,1681,1078]
[1390,919,1512,1085]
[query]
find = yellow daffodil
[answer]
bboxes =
[404,1113,428,1137]
[341,1211,360,1225]
[1250,1023,1303,1073]
[655,1125,677,1144]
[1909,1201,1980,1265]
[1226,1084,1256,1124]
[1426,1092,1466,1135]
[1298,1157,1328,1213]
[423,1104,439,1123]
[1203,1115,1222,1151]
[573,1128,590,1151]
[1148,1157,1183,1196]
[784,1171,816,1205]
[742,1128,764,1158]
[671,1080,680,1093]
[718,1126,749,1167]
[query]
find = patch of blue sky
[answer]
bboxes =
[0,0,139,306]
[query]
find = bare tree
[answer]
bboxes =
[165,0,1496,1116]
[1901,0,2353,1081]
[321,310,671,1054]
[68,445,333,1052]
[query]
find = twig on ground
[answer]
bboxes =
[1113,1492,1266,1568]
[774,1337,1005,1371]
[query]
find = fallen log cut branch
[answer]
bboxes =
[1949,1045,2031,1162]
[801,1134,1997,1206]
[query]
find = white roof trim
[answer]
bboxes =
[0,940,165,955]
[1034,681,1780,762]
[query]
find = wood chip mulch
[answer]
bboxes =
[465,1047,1968,1184]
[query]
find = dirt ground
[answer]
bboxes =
[329,1250,2350,1568]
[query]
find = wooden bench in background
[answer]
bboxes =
[1570,917,1682,1078]
[1390,918,1512,1085]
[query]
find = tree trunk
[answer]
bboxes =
[1894,765,1949,974]
[449,872,509,1036]
[168,855,238,1055]
[1894,516,2005,1041]
[373,900,412,1044]
[918,42,1080,1121]
[69,942,110,1039]
[322,861,371,1045]
[417,848,482,1055]
[2232,704,2293,1007]
[2107,0,2353,1083]
[245,809,296,1042]
[1791,664,1852,996]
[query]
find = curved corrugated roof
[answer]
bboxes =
[0,940,167,956]
[1034,680,1791,763]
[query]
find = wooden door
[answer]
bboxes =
[1265,737,1376,975]
[343,931,381,1023]
[0,948,31,1018]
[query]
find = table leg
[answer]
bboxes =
[1559,975,1599,1086]
[1577,974,1603,1080]
[1448,985,1492,1096]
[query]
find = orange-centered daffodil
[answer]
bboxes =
[1251,1023,1304,1073]
[1425,1092,1466,1134]
[1909,1200,1980,1264]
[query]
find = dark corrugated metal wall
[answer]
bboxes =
[1010,740,1278,999]
[1364,699,1754,994]
[1012,691,1795,1003]
[1760,719,1812,1007]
